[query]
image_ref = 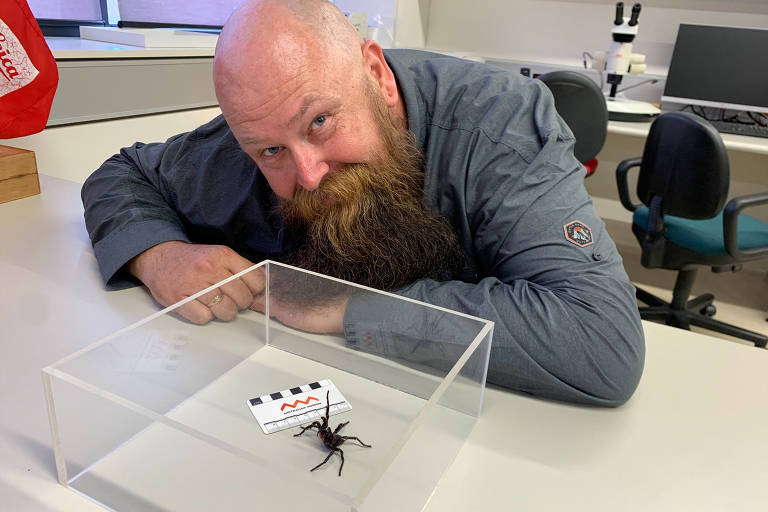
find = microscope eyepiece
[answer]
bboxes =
[614,2,624,25]
[628,3,641,26]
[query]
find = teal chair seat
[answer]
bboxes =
[634,205,768,255]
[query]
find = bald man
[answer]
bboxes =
[82,0,645,406]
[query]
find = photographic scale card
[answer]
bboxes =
[247,379,351,434]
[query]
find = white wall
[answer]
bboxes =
[0,107,221,184]
[332,0,397,18]
[333,0,429,48]
[424,1,768,74]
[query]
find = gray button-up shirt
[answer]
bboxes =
[82,49,645,406]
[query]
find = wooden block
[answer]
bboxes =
[0,145,41,204]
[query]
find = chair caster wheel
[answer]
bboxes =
[700,305,716,317]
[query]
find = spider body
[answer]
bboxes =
[294,390,371,476]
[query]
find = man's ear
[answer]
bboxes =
[361,40,399,108]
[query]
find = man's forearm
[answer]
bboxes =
[82,143,190,288]
[344,275,645,407]
[126,240,188,285]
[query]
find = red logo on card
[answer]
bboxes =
[280,396,319,411]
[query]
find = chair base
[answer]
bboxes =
[636,271,768,349]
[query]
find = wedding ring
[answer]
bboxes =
[206,294,224,307]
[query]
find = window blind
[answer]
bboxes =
[27,0,103,21]
[116,0,243,27]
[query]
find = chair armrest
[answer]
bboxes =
[616,157,642,212]
[723,192,768,259]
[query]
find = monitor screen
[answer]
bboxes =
[662,24,768,112]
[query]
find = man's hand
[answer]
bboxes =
[127,241,265,324]
[250,294,348,335]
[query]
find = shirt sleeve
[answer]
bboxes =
[81,135,192,289]
[81,115,279,289]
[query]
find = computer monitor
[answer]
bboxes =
[662,24,768,113]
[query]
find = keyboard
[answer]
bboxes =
[709,119,768,139]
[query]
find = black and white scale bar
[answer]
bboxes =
[246,379,351,434]
[248,380,324,406]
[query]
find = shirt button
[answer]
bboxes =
[593,251,602,261]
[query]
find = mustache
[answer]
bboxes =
[284,163,372,222]
[286,158,422,214]
[279,157,426,259]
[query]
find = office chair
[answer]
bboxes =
[616,111,768,348]
[539,70,608,176]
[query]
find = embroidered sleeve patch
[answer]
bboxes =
[564,220,594,247]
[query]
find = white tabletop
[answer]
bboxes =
[609,120,768,155]
[1,175,767,511]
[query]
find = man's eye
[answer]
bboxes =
[262,146,281,157]
[312,115,327,128]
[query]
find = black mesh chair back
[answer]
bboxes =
[539,70,608,163]
[637,112,730,219]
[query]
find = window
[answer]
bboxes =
[27,0,112,36]
[27,0,104,22]
[116,0,242,28]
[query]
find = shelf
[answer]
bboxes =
[48,37,215,60]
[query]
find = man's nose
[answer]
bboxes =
[292,145,330,191]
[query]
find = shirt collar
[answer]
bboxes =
[383,49,427,149]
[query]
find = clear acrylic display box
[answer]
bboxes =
[42,261,493,511]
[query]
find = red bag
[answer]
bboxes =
[0,0,58,138]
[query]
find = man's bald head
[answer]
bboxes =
[207,2,460,291]
[214,0,364,109]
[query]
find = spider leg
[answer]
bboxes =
[336,447,345,476]
[340,436,371,448]
[310,448,336,472]
[294,421,321,437]
[333,421,349,434]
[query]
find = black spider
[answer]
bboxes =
[294,390,371,476]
